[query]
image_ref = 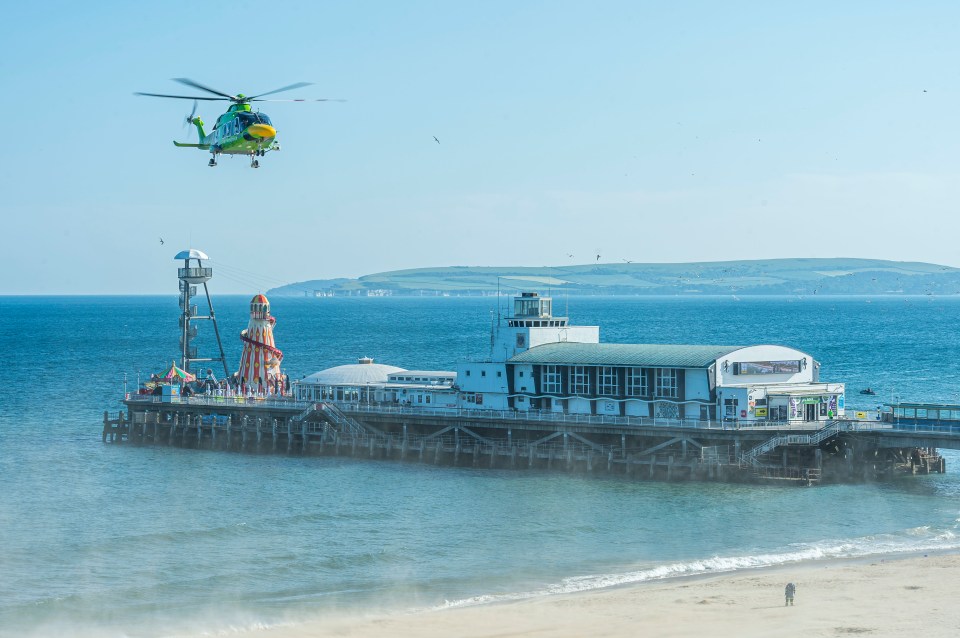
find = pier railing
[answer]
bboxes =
[125,394,311,410]
[123,395,960,438]
[338,403,820,431]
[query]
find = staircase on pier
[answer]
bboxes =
[738,421,842,483]
[298,402,371,437]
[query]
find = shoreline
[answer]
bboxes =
[256,551,960,638]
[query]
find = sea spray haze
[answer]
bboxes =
[1,295,958,637]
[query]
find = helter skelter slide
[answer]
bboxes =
[237,294,286,394]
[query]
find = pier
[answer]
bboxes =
[103,253,953,486]
[105,396,954,485]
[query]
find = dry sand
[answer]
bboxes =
[260,553,960,638]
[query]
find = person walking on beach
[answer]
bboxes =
[785,582,796,606]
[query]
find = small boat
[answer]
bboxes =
[860,388,876,396]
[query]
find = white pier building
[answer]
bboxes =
[295,292,844,424]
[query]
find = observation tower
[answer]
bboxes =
[237,294,285,394]
[175,249,229,378]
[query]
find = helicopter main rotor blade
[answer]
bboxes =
[247,82,313,100]
[251,98,347,102]
[135,92,226,101]
[172,78,237,100]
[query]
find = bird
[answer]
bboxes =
[433,136,440,144]
[623,259,633,264]
[567,253,574,258]
[596,254,601,261]
[159,237,164,245]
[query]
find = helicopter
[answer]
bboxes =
[135,78,343,168]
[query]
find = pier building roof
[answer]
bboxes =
[302,362,406,386]
[509,342,744,368]
[389,371,456,384]
[735,382,843,394]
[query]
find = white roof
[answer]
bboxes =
[302,363,407,386]
[742,383,845,396]
[384,382,457,391]
[175,249,210,260]
[390,370,457,378]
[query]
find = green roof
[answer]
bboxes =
[509,342,745,368]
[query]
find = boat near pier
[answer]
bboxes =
[104,250,957,485]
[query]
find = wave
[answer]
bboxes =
[434,524,960,610]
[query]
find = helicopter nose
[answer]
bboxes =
[248,124,277,139]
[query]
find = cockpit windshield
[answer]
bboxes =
[236,112,273,127]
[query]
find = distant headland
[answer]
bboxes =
[267,258,960,297]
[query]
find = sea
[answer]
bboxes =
[1,294,959,637]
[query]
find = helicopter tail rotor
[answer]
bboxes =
[184,100,198,127]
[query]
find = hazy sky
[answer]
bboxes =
[5,1,959,294]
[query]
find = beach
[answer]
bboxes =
[262,553,960,638]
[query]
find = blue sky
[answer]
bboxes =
[4,1,959,294]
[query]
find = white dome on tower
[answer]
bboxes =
[174,249,210,261]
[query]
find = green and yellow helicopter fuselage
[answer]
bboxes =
[175,103,278,157]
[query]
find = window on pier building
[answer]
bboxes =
[724,398,737,418]
[655,368,679,399]
[598,366,618,396]
[542,365,561,394]
[626,367,648,397]
[570,365,590,395]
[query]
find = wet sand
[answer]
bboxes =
[260,553,960,638]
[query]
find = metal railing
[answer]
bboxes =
[125,394,310,410]
[740,421,845,467]
[121,396,960,439]
[178,267,212,280]
[319,402,368,437]
[336,402,842,431]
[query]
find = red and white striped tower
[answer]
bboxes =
[237,294,285,394]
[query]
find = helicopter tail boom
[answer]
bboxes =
[189,117,208,142]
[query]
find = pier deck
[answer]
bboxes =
[105,396,956,485]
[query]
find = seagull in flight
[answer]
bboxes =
[433,136,440,144]
[596,254,601,261]
[159,237,164,246]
